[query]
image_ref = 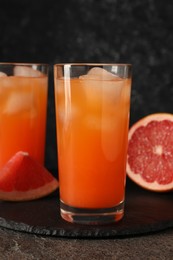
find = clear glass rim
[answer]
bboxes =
[0,62,49,67]
[54,63,132,67]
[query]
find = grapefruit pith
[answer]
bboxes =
[0,151,59,201]
[127,113,173,192]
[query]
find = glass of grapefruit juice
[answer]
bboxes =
[54,64,132,224]
[0,63,48,169]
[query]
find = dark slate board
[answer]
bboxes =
[0,181,172,239]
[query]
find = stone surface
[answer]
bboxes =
[0,227,173,259]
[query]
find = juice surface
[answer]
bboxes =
[0,76,48,168]
[55,77,131,208]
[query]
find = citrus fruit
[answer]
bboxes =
[127,113,173,192]
[0,151,59,201]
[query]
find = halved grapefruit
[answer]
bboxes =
[0,151,58,201]
[127,113,173,192]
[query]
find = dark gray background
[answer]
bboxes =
[0,0,173,170]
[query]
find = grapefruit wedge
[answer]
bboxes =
[0,151,58,201]
[127,113,173,192]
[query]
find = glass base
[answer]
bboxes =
[60,200,124,224]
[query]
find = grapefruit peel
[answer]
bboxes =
[127,113,173,192]
[0,151,59,201]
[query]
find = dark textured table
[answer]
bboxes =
[0,181,173,259]
[0,227,172,259]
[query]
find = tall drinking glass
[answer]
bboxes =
[54,64,132,224]
[0,63,49,168]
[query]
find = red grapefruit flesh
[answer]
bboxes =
[127,113,173,192]
[0,151,59,201]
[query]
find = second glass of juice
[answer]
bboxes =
[0,63,49,169]
[54,63,132,224]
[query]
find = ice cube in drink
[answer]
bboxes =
[14,65,44,77]
[3,92,35,115]
[79,67,126,132]
[0,72,7,77]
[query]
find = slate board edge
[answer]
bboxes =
[0,216,173,239]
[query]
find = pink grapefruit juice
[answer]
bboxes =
[0,76,48,169]
[55,76,131,209]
